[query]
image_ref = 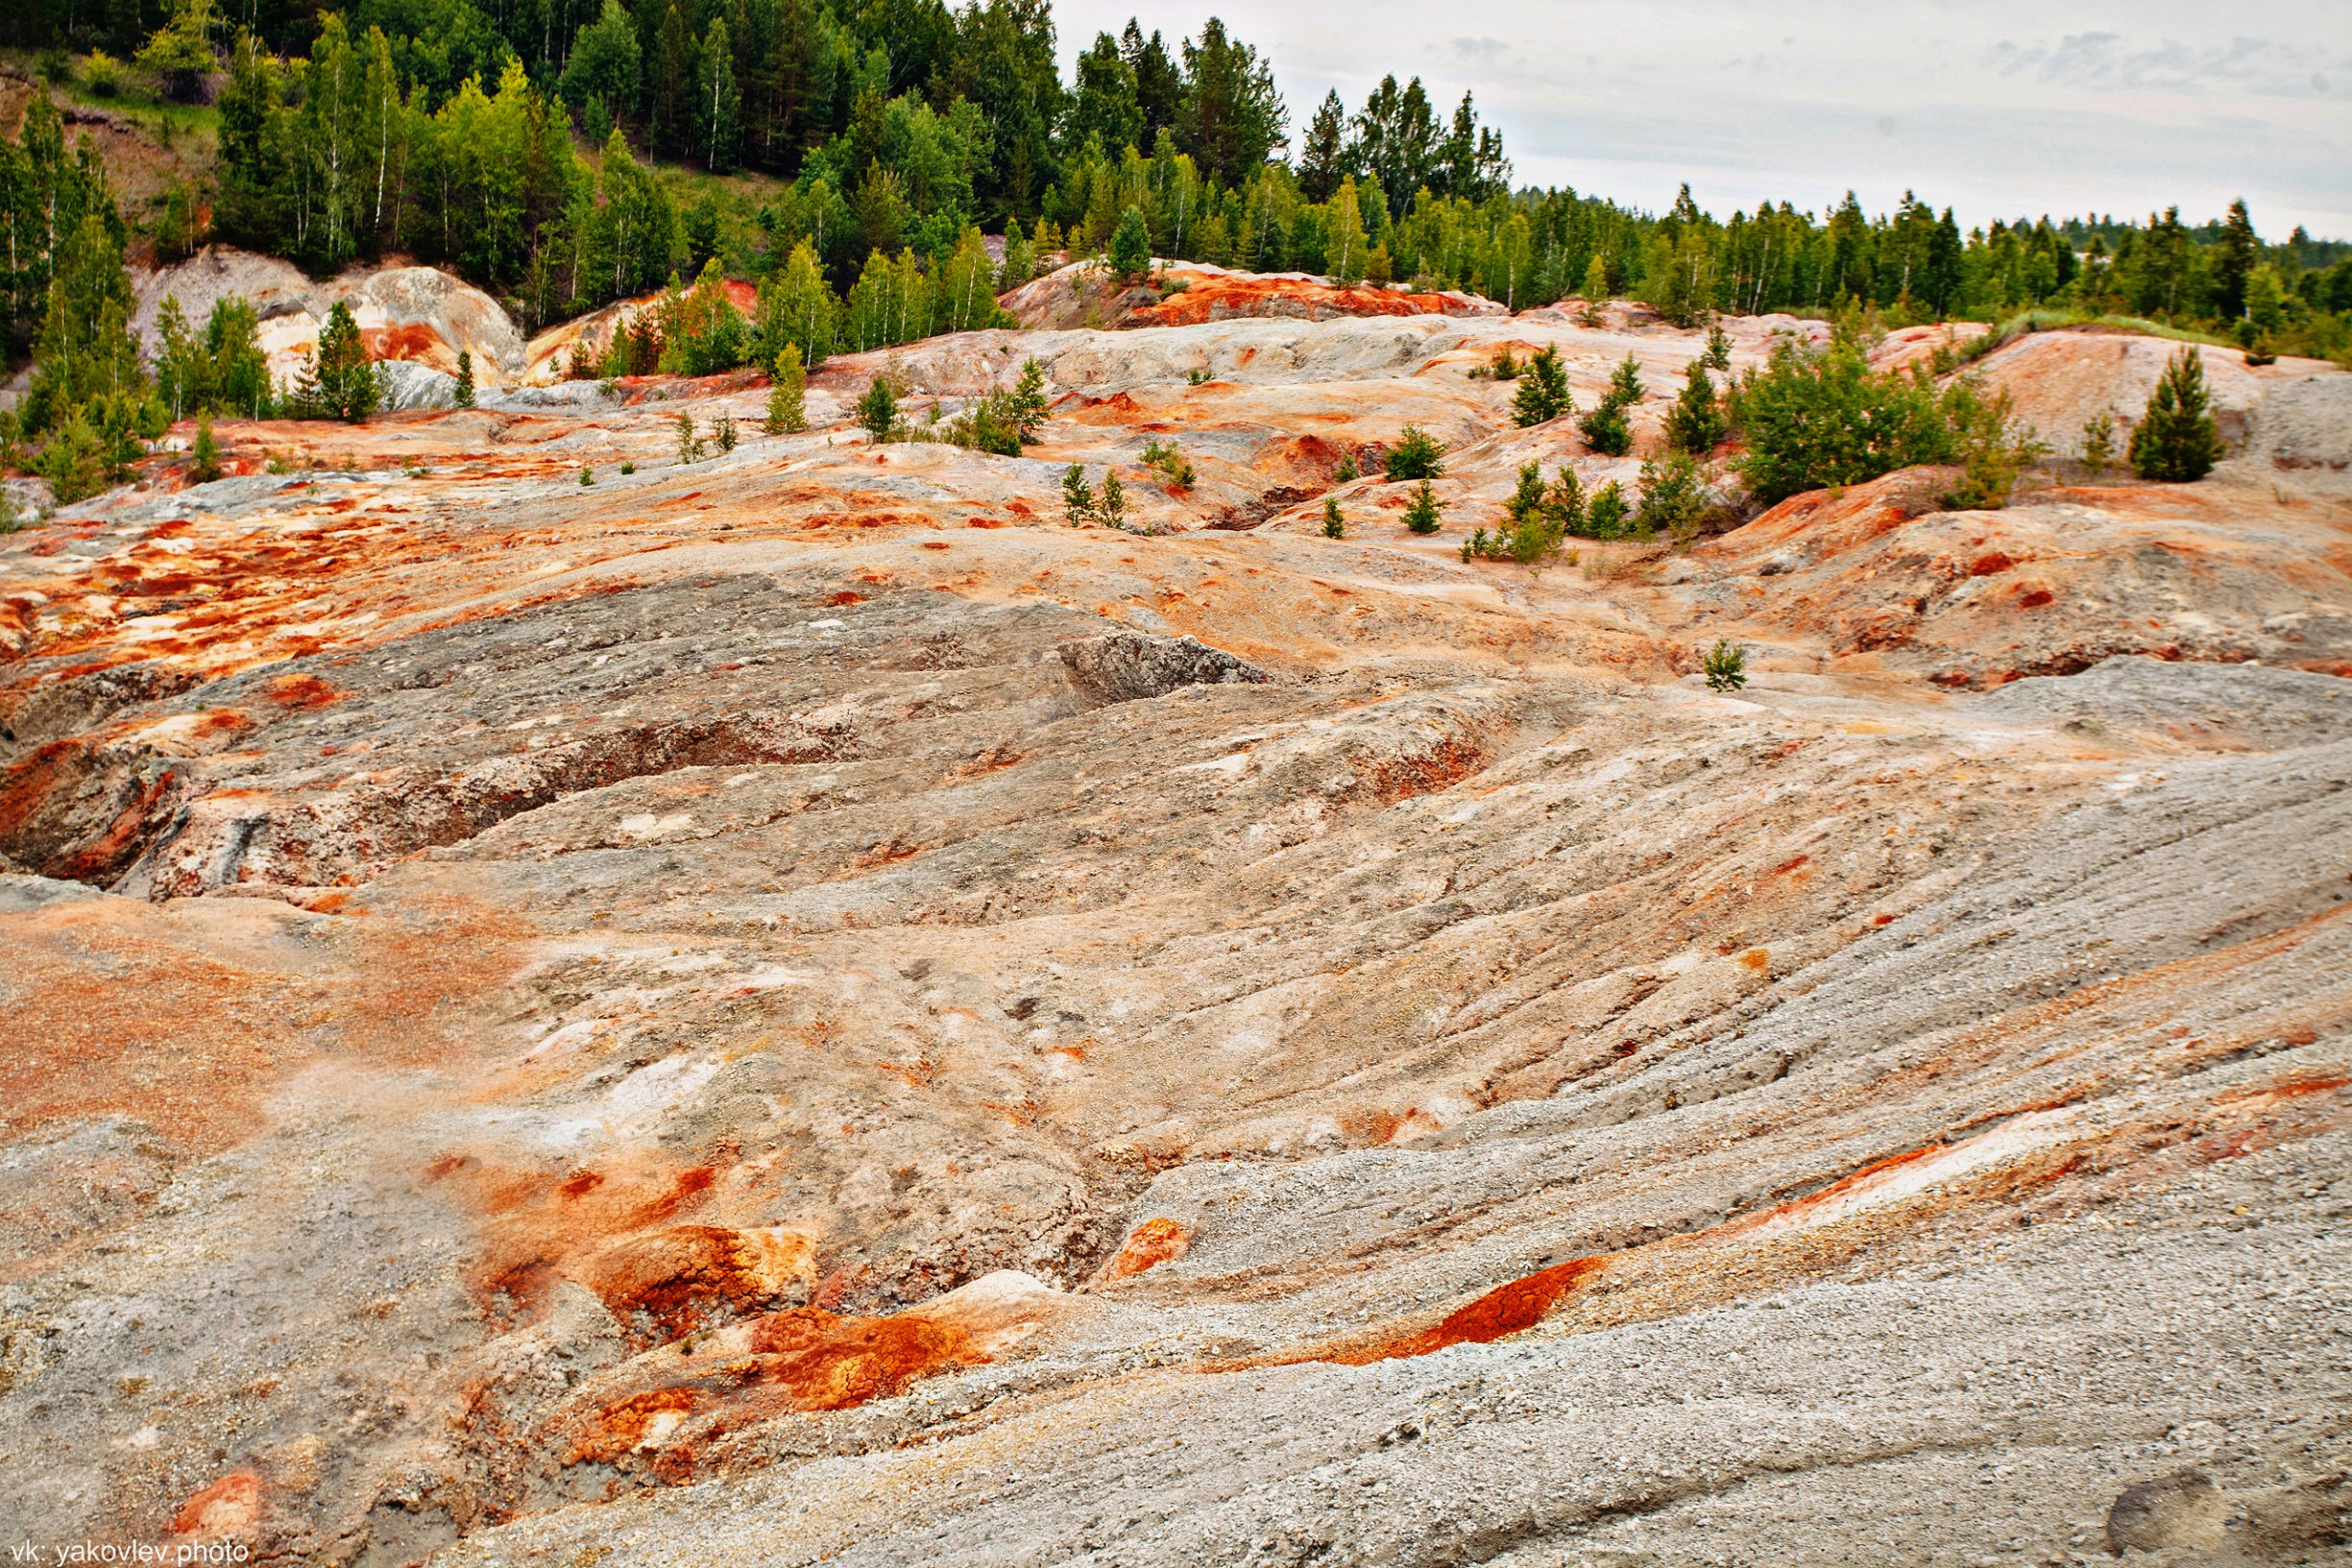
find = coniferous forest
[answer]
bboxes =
[2,0,2348,498]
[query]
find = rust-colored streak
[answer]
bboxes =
[1332,1256,1611,1363]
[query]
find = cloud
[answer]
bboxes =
[1451,37,1508,62]
[1985,33,2348,97]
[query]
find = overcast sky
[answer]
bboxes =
[1050,0,2352,240]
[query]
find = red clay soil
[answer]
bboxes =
[1127,276,1468,327]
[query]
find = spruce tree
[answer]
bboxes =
[296,301,378,423]
[1109,206,1152,283]
[1577,355,1643,456]
[453,350,475,408]
[1511,345,1570,426]
[1663,360,1723,454]
[1582,254,1611,303]
[2128,348,2223,483]
[1321,497,1344,538]
[855,376,898,444]
[1402,479,1441,534]
[1006,358,1050,445]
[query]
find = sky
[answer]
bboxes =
[1049,0,2352,240]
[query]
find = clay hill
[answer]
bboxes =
[2,261,2349,1568]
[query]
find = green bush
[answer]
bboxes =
[1703,639,1747,692]
[1062,463,1096,526]
[1636,455,1707,545]
[1109,205,1152,283]
[1321,497,1344,538]
[1385,424,1447,480]
[1729,339,1951,505]
[454,350,476,408]
[1585,479,1629,539]
[191,410,221,483]
[765,344,808,434]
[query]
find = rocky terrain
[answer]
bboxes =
[2,268,2349,1568]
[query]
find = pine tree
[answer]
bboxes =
[1297,90,1347,205]
[1402,479,1441,534]
[1062,463,1096,525]
[1005,358,1050,444]
[1511,345,1569,426]
[2211,199,2257,321]
[1577,355,1643,456]
[855,375,898,443]
[1321,496,1344,538]
[764,343,807,433]
[295,300,378,423]
[1098,469,1128,529]
[191,409,222,482]
[1663,361,1723,454]
[1109,205,1152,282]
[2127,348,2223,483]
[1704,322,1732,371]
[1581,253,1611,302]
[453,350,475,408]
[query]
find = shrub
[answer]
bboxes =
[620,461,636,474]
[2079,409,2117,479]
[579,465,595,485]
[1141,439,1195,490]
[1097,469,1128,529]
[1333,449,1358,482]
[1402,479,1442,534]
[1511,346,1570,426]
[1321,497,1344,538]
[1703,639,1748,692]
[675,414,706,463]
[1939,379,2048,510]
[1491,346,1520,380]
[2128,349,2224,483]
[84,51,126,97]
[453,350,475,409]
[715,414,738,454]
[1637,456,1709,545]
[855,377,898,444]
[1385,424,1446,480]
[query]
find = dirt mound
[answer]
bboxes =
[1958,327,2337,455]
[523,279,761,384]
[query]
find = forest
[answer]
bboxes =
[2,0,2349,501]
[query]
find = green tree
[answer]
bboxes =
[1097,468,1128,528]
[135,0,220,103]
[1175,18,1287,187]
[1109,205,1152,282]
[1663,360,1723,454]
[1327,178,1367,285]
[1577,355,1644,457]
[24,212,148,441]
[453,350,475,408]
[1584,479,1629,538]
[1005,357,1050,443]
[1581,253,1610,302]
[1402,478,1441,533]
[1637,454,1707,545]
[1062,462,1096,525]
[698,15,740,172]
[765,343,807,433]
[559,0,641,117]
[190,409,222,482]
[293,300,381,423]
[2127,348,2223,483]
[1511,345,1569,426]
[1321,496,1344,538]
[2211,198,2257,321]
[855,374,898,443]
[1704,322,1732,371]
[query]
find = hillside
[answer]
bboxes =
[2,270,2348,1564]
